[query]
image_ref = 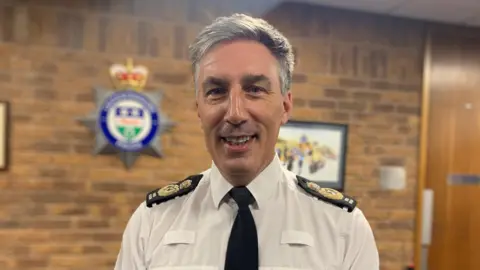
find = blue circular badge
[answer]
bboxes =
[99,90,159,152]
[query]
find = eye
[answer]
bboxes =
[205,87,227,96]
[245,85,266,94]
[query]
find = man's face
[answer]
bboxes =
[196,40,293,179]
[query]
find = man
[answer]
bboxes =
[115,13,379,270]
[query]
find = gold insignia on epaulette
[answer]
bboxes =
[148,192,156,200]
[179,179,192,189]
[158,184,180,196]
[318,188,344,200]
[307,182,321,192]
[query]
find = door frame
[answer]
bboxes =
[414,30,432,268]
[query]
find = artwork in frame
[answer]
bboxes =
[0,101,9,171]
[275,120,348,191]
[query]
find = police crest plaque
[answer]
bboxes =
[78,59,175,169]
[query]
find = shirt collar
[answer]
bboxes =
[210,153,283,209]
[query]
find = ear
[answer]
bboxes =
[281,91,293,125]
[196,101,200,119]
[195,101,205,131]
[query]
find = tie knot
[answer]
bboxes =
[229,187,254,209]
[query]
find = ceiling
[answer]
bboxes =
[299,0,480,27]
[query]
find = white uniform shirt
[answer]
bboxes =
[114,155,379,270]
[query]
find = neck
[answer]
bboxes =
[219,154,275,187]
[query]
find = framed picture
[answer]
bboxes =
[0,101,9,171]
[275,120,348,191]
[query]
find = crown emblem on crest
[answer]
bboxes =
[109,58,149,91]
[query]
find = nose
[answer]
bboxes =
[225,86,247,126]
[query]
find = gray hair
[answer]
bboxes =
[188,13,295,96]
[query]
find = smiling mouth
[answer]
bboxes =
[221,135,258,146]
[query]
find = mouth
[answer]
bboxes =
[220,135,258,151]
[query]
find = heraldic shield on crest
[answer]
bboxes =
[78,58,175,169]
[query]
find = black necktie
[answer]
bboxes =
[224,187,259,270]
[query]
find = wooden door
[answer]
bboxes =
[421,30,480,270]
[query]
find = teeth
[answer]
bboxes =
[224,136,252,145]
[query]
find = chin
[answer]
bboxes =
[212,149,256,177]
[223,156,252,172]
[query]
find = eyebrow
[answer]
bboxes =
[240,74,271,88]
[201,74,271,92]
[201,76,230,91]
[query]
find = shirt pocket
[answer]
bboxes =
[260,268,313,270]
[150,230,197,267]
[162,230,196,245]
[150,267,312,270]
[276,230,324,270]
[150,267,217,270]
[280,230,314,247]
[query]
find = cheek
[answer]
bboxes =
[250,103,284,130]
[198,107,224,135]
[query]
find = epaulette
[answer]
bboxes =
[296,175,357,212]
[146,174,203,208]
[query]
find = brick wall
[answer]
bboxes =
[0,1,425,269]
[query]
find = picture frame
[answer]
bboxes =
[275,120,348,191]
[0,101,10,171]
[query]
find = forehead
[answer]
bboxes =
[197,40,279,82]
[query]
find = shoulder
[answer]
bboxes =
[145,174,204,208]
[295,175,357,213]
